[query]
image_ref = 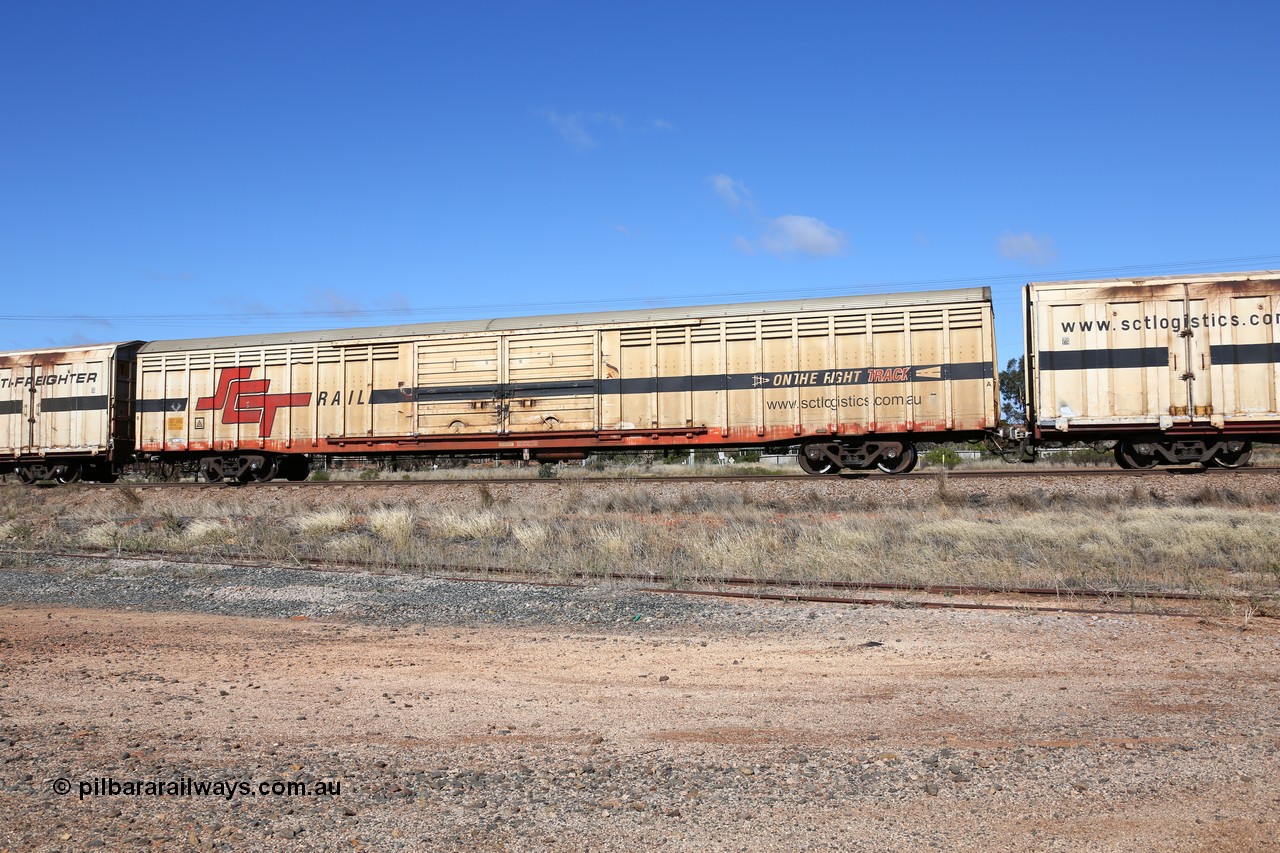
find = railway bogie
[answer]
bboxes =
[1111,438,1253,469]
[797,439,919,474]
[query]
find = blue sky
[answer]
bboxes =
[2,1,1278,366]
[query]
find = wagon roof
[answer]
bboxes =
[137,287,991,352]
[1026,269,1280,290]
[0,341,142,359]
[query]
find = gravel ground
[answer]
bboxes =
[1,555,1278,851]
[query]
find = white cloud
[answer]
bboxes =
[708,176,848,258]
[709,173,750,208]
[142,269,196,283]
[541,110,595,151]
[998,231,1059,267]
[759,215,849,257]
[540,110,672,150]
[593,111,625,130]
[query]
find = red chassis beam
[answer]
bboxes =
[140,419,994,457]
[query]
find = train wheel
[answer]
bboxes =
[1115,441,1158,470]
[1210,444,1253,469]
[280,456,311,481]
[797,446,839,475]
[250,458,280,482]
[16,467,37,485]
[876,444,917,475]
[52,463,81,484]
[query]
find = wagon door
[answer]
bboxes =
[20,362,37,454]
[415,336,504,435]
[505,330,598,433]
[0,360,33,456]
[1209,284,1280,424]
[1168,287,1214,421]
[1032,291,1170,430]
[31,352,111,455]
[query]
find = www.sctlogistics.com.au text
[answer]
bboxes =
[55,776,342,801]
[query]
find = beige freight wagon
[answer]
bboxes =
[135,288,998,480]
[0,342,139,483]
[1025,269,1280,468]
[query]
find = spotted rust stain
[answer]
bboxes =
[28,351,70,368]
[0,351,71,370]
[1094,283,1184,301]
[1094,278,1274,302]
[1190,278,1280,298]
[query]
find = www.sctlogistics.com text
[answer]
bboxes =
[765,394,922,411]
[52,776,342,801]
[1059,310,1280,334]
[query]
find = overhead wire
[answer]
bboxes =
[1,252,1277,328]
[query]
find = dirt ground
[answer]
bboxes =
[2,596,1278,851]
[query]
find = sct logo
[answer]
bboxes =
[196,368,311,436]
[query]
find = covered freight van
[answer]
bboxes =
[1024,270,1280,468]
[0,342,140,482]
[135,288,999,480]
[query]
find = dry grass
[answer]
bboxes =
[184,519,234,547]
[4,479,1278,607]
[368,507,416,549]
[510,519,551,552]
[293,508,358,538]
[427,509,506,540]
[0,519,31,542]
[82,522,127,550]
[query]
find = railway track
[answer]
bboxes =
[5,547,1271,620]
[9,464,1280,489]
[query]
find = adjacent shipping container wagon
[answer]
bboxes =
[1024,269,1280,468]
[136,288,999,480]
[0,342,141,483]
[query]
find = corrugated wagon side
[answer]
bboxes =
[135,288,999,480]
[135,336,418,482]
[0,342,141,483]
[1024,269,1280,468]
